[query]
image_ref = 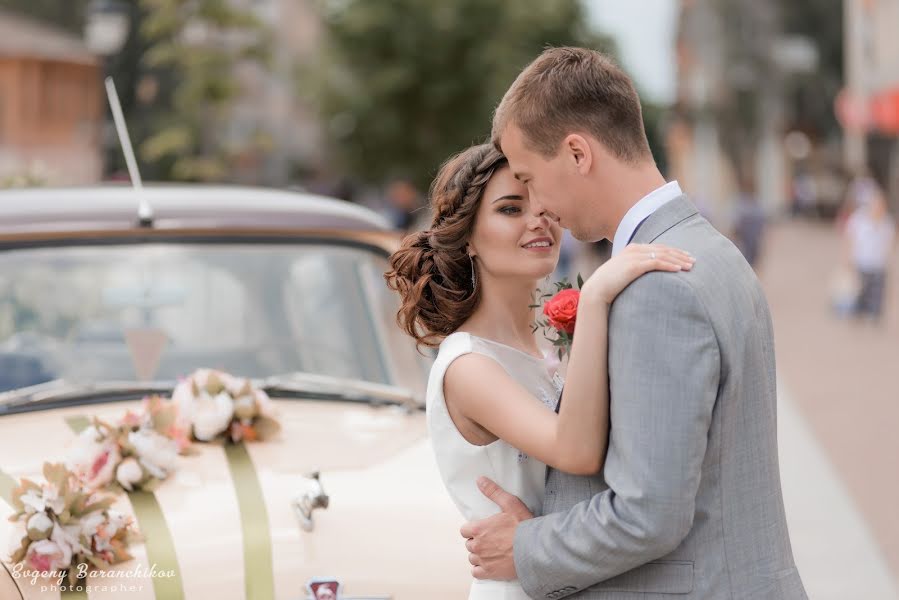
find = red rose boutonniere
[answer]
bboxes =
[531,275,584,360]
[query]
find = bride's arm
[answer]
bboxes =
[444,244,694,475]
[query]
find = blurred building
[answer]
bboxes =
[229,0,325,187]
[865,0,899,110]
[0,9,102,186]
[673,0,899,218]
[847,0,899,207]
[666,0,737,226]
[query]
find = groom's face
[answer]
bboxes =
[500,125,594,241]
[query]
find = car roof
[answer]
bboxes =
[0,184,392,235]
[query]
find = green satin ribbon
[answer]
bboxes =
[66,415,184,600]
[64,415,91,434]
[224,442,275,600]
[127,491,183,599]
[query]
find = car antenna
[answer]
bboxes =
[104,76,153,227]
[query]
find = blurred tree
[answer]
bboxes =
[709,1,779,182]
[0,0,90,34]
[711,0,843,179]
[137,0,271,181]
[781,0,843,142]
[641,100,669,176]
[309,0,617,190]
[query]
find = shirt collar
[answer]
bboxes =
[611,180,683,256]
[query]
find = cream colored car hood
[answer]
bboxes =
[0,398,470,599]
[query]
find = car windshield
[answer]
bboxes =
[0,241,424,398]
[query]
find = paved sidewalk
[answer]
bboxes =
[779,384,897,599]
[759,218,899,589]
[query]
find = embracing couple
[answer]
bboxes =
[386,48,807,600]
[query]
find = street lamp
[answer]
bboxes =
[772,35,819,75]
[84,0,130,57]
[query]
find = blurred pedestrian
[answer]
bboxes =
[791,167,816,217]
[837,168,879,229]
[844,186,895,322]
[303,168,357,203]
[732,181,766,268]
[384,176,427,232]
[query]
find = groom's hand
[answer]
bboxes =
[460,476,533,581]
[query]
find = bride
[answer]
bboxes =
[385,143,693,599]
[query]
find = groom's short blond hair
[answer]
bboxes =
[492,47,652,164]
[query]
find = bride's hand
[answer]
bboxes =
[581,244,695,306]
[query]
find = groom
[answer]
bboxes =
[461,47,807,599]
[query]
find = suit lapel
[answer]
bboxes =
[630,194,699,246]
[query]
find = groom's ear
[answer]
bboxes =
[563,134,592,175]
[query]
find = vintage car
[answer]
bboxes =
[0,185,469,599]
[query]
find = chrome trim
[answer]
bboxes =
[293,471,329,532]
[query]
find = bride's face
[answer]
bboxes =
[467,166,562,283]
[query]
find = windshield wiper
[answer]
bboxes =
[0,379,174,416]
[259,372,421,411]
[0,373,422,416]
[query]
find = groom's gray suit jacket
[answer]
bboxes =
[514,196,807,599]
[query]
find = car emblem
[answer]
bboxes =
[308,578,340,600]
[306,577,392,600]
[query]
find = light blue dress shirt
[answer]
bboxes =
[611,180,683,256]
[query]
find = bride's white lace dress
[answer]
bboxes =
[426,332,563,600]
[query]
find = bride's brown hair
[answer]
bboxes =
[385,143,507,348]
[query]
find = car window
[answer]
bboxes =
[283,250,389,383]
[359,255,432,399]
[0,242,409,395]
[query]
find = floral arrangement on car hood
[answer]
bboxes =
[66,395,191,493]
[7,463,137,585]
[173,369,280,443]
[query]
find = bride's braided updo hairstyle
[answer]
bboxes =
[385,143,507,348]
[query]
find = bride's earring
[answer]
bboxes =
[469,254,477,290]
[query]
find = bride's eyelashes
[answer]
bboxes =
[498,204,522,216]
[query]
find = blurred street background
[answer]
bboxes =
[0,0,896,596]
